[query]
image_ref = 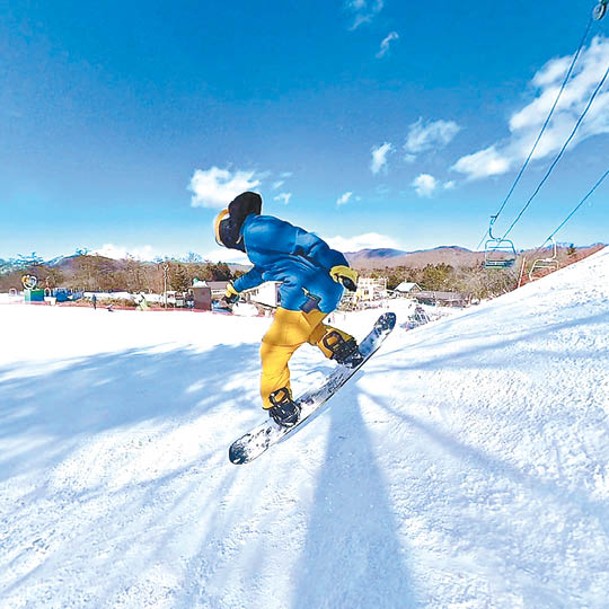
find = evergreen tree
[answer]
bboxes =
[169,264,190,291]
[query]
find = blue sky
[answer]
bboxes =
[1,1,608,263]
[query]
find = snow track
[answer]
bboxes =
[1,247,608,608]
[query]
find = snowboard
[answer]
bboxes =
[228,311,396,465]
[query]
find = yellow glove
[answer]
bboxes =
[330,265,358,292]
[222,281,240,304]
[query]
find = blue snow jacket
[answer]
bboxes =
[232,214,347,313]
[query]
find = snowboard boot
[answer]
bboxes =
[322,331,364,368]
[268,387,301,428]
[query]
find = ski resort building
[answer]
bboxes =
[243,281,281,308]
[356,277,387,301]
[413,290,471,308]
[393,282,422,297]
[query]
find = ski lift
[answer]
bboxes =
[593,0,607,20]
[528,238,559,281]
[484,216,517,268]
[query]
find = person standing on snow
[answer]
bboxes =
[214,191,362,428]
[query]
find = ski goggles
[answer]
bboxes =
[213,209,245,251]
[213,209,230,246]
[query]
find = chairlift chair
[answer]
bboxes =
[483,216,517,269]
[528,239,559,281]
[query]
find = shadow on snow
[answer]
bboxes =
[291,399,419,609]
[0,343,261,481]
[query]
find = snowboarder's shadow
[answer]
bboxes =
[291,389,419,609]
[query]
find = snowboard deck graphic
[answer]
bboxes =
[229,311,396,465]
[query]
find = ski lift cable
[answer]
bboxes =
[474,14,594,252]
[499,56,609,242]
[541,165,609,249]
[492,18,592,223]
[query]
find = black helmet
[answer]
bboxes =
[213,192,262,251]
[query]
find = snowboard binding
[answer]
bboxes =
[322,331,364,368]
[268,387,301,428]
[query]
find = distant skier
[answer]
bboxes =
[214,191,361,428]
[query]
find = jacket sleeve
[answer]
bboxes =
[232,266,265,292]
[291,226,348,270]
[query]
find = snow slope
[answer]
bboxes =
[1,247,609,609]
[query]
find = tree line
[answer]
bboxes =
[1,245,591,301]
[0,252,234,294]
[369,244,593,300]
[371,261,520,300]
[1,252,517,300]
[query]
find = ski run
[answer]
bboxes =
[1,247,609,609]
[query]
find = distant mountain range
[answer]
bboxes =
[18,243,606,272]
[345,246,486,269]
[345,244,607,269]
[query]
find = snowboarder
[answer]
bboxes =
[214,191,361,428]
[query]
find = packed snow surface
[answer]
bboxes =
[1,248,609,609]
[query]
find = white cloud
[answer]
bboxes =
[376,31,399,59]
[325,232,402,252]
[273,192,292,205]
[453,36,609,180]
[404,118,461,157]
[189,166,261,208]
[93,243,155,261]
[202,247,249,264]
[272,180,285,190]
[336,191,353,206]
[370,142,393,174]
[451,146,511,180]
[412,173,438,197]
[346,0,384,29]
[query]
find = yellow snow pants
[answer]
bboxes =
[260,307,353,408]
